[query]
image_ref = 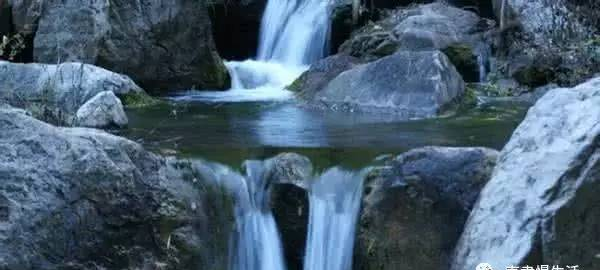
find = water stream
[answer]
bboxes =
[224,161,287,270]
[304,168,365,270]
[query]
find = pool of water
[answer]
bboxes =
[117,98,528,169]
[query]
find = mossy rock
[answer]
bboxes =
[287,76,305,92]
[442,44,479,83]
[120,92,163,108]
[513,66,555,87]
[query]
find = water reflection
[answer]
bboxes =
[118,99,527,167]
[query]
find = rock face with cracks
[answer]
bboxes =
[452,77,600,270]
[0,105,233,270]
[304,51,465,118]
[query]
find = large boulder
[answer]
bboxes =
[452,77,600,270]
[302,50,465,118]
[28,0,229,92]
[0,106,233,270]
[288,54,363,99]
[339,3,494,61]
[0,61,142,126]
[74,91,128,129]
[355,147,499,270]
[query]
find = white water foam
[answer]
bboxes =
[182,0,331,102]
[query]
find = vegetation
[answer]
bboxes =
[0,33,26,61]
[121,92,163,108]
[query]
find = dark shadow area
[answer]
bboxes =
[209,0,267,61]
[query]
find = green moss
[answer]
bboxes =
[202,53,231,90]
[287,76,305,92]
[120,92,162,108]
[457,85,477,112]
[442,43,479,82]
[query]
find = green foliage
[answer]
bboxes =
[0,33,26,61]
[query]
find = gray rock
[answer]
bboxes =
[288,54,363,99]
[30,0,229,92]
[6,0,41,33]
[74,91,128,128]
[0,61,142,125]
[452,77,600,270]
[266,152,314,188]
[339,3,493,60]
[355,146,499,270]
[492,0,589,45]
[266,153,313,270]
[0,105,233,270]
[306,50,465,118]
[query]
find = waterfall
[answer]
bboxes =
[258,0,331,65]
[202,158,366,270]
[500,0,507,30]
[475,44,491,82]
[303,168,365,270]
[183,0,332,102]
[224,161,287,270]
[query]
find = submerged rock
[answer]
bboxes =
[355,146,499,270]
[27,0,229,92]
[0,61,142,126]
[74,91,128,129]
[452,77,600,270]
[0,105,233,270]
[303,50,465,118]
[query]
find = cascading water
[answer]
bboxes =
[303,168,365,270]
[203,160,287,270]
[203,158,365,270]
[475,44,491,82]
[258,0,331,65]
[179,0,332,102]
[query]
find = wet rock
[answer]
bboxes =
[0,61,142,126]
[29,0,229,92]
[339,3,493,61]
[355,146,499,270]
[304,50,465,118]
[452,77,600,270]
[74,91,128,129]
[267,153,313,270]
[288,54,363,99]
[0,105,233,270]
